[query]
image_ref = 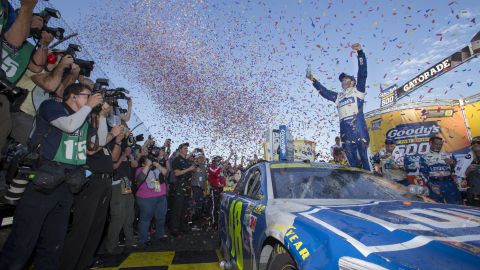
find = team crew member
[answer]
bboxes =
[419,136,461,204]
[59,97,124,270]
[170,143,196,236]
[208,156,226,229]
[455,136,480,206]
[307,43,370,170]
[372,139,407,185]
[0,83,103,270]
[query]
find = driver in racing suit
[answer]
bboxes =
[307,43,370,170]
[419,136,461,204]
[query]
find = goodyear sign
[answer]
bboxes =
[293,140,316,162]
[367,105,471,157]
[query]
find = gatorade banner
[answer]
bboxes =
[293,140,316,162]
[367,104,471,157]
[380,31,479,107]
[464,100,480,138]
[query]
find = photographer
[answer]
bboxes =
[191,149,207,229]
[59,104,124,270]
[0,83,103,270]
[0,0,39,150]
[1,1,37,48]
[32,53,80,101]
[10,15,56,144]
[135,153,168,247]
[170,142,195,237]
[103,129,138,254]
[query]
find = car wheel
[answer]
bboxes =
[266,244,297,270]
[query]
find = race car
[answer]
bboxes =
[219,161,480,270]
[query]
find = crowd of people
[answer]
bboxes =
[0,1,255,269]
[323,134,480,207]
[0,1,478,269]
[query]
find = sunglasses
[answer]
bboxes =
[472,141,480,146]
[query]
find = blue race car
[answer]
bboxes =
[219,161,480,270]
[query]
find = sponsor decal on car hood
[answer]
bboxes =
[267,200,480,270]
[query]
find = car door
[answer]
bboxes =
[226,165,268,270]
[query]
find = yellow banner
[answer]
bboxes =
[464,100,480,138]
[293,140,316,161]
[366,105,471,155]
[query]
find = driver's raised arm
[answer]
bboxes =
[356,49,367,93]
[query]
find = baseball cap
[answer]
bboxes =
[339,72,355,82]
[385,138,396,144]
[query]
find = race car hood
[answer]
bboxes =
[266,199,480,270]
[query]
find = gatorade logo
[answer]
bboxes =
[386,122,440,140]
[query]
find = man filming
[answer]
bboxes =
[307,43,370,170]
[0,83,103,269]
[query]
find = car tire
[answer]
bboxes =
[266,244,297,270]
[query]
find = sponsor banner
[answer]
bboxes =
[293,140,317,162]
[379,84,398,108]
[464,100,480,138]
[396,57,454,100]
[366,105,470,156]
[381,31,479,106]
[279,125,288,160]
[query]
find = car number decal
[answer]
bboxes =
[229,200,244,270]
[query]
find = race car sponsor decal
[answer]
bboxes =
[284,227,311,261]
[253,205,266,215]
[228,200,244,270]
[248,215,257,231]
[299,203,480,257]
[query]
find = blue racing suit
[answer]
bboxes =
[419,151,461,204]
[312,50,370,170]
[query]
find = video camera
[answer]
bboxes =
[63,44,95,77]
[30,8,65,41]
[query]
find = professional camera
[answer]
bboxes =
[93,78,129,102]
[148,146,167,168]
[127,133,144,147]
[0,70,28,112]
[30,8,65,40]
[62,44,95,77]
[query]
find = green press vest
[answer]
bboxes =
[53,121,89,165]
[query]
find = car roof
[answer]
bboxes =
[266,161,365,171]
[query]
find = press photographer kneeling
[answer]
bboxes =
[0,83,103,269]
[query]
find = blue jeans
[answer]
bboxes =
[343,140,371,171]
[136,196,167,243]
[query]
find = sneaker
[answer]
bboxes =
[106,246,124,255]
[192,225,201,231]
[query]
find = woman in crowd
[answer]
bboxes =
[135,155,168,247]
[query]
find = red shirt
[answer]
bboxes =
[208,164,225,187]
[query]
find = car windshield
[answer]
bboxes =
[271,166,420,201]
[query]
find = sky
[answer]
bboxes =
[27,0,480,159]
